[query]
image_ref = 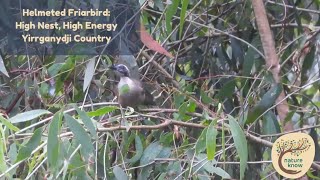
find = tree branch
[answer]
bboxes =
[251,0,293,131]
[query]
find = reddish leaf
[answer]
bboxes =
[140,25,174,58]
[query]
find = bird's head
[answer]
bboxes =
[109,64,130,77]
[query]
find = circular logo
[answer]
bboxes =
[271,132,315,178]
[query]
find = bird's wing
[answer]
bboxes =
[131,79,144,91]
[118,77,155,106]
[132,79,155,105]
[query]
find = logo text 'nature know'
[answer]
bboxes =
[271,133,315,179]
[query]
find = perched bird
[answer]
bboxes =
[109,64,155,108]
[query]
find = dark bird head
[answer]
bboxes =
[109,64,130,77]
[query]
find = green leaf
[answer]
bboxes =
[0,55,9,77]
[242,36,260,76]
[206,121,218,160]
[113,166,128,180]
[178,102,191,120]
[75,106,97,138]
[39,83,50,97]
[243,48,255,76]
[157,147,172,159]
[301,46,315,83]
[47,112,62,171]
[138,142,163,180]
[197,154,231,179]
[166,0,179,34]
[228,115,248,180]
[8,144,17,165]
[187,100,197,112]
[9,109,51,123]
[200,90,212,104]
[119,84,130,95]
[159,132,174,145]
[246,84,282,124]
[158,173,167,180]
[179,0,189,39]
[126,135,143,164]
[83,57,96,92]
[0,115,19,132]
[48,0,55,9]
[230,37,244,65]
[196,128,207,154]
[48,63,63,77]
[217,79,236,101]
[91,0,100,9]
[16,128,42,162]
[174,93,185,108]
[140,142,163,165]
[0,128,8,177]
[165,161,182,179]
[262,111,280,137]
[121,132,135,156]
[54,58,76,94]
[87,106,118,117]
[204,166,231,179]
[64,114,94,159]
[307,170,320,180]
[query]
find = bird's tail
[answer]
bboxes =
[143,90,156,105]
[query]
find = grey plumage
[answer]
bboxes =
[110,64,155,108]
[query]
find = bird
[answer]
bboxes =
[109,64,155,108]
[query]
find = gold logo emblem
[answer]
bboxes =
[271,132,315,178]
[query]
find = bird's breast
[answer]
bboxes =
[118,77,141,94]
[117,77,144,107]
[118,77,134,87]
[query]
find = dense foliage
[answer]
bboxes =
[0,0,320,179]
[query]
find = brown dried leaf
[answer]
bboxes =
[140,24,174,59]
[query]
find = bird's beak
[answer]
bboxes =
[109,64,117,70]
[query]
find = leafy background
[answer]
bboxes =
[0,0,320,179]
